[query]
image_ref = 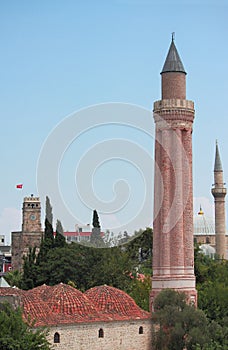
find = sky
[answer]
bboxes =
[0,0,228,244]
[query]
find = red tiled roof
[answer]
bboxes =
[63,231,105,237]
[64,231,92,237]
[85,285,150,320]
[0,283,150,327]
[40,283,97,316]
[0,287,22,296]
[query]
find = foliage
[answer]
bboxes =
[92,209,100,228]
[19,225,153,311]
[21,247,37,290]
[152,289,228,350]
[125,227,152,271]
[4,269,22,288]
[44,218,55,250]
[45,196,53,225]
[195,245,228,328]
[0,302,51,350]
[90,210,105,247]
[89,247,132,289]
[126,274,151,311]
[54,220,66,248]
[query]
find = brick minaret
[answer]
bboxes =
[211,141,227,259]
[150,37,197,309]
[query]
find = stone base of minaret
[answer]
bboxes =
[150,277,197,311]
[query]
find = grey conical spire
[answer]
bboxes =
[214,140,223,172]
[161,36,186,74]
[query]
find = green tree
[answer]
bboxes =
[45,196,53,225]
[195,245,228,328]
[4,270,22,288]
[92,209,100,228]
[54,219,66,248]
[90,210,105,247]
[0,302,51,350]
[152,289,228,350]
[87,247,132,290]
[37,218,54,265]
[125,227,152,272]
[127,274,151,311]
[21,247,37,290]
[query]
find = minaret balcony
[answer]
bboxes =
[211,187,227,196]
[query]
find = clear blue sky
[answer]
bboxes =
[1,0,228,243]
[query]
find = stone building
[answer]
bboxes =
[11,195,43,271]
[151,36,197,308]
[0,283,152,350]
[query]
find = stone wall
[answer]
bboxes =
[47,319,152,350]
[11,231,42,271]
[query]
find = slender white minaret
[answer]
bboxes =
[211,141,227,259]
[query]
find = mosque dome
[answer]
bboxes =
[0,283,151,326]
[199,244,216,258]
[38,283,98,316]
[85,285,150,320]
[193,206,215,236]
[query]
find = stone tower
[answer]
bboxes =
[150,37,197,309]
[12,195,43,271]
[211,141,227,259]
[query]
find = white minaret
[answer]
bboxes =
[211,141,227,259]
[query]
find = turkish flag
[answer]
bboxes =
[16,184,23,189]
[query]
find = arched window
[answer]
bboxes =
[98,328,104,338]
[139,326,143,334]
[54,332,60,343]
[206,236,210,244]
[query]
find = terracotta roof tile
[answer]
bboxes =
[85,285,150,320]
[0,283,150,326]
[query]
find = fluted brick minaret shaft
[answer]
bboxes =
[150,37,197,309]
[211,141,227,259]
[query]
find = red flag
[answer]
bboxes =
[16,184,23,189]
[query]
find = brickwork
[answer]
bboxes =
[162,72,186,99]
[151,40,197,309]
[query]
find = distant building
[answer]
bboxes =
[11,195,43,271]
[193,206,228,259]
[64,224,104,243]
[0,235,5,245]
[0,235,11,274]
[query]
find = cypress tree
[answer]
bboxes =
[55,219,66,248]
[92,209,100,228]
[45,196,53,225]
[90,210,104,247]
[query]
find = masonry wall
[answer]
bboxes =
[47,319,152,350]
[11,231,42,271]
